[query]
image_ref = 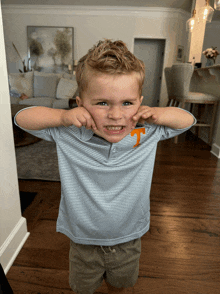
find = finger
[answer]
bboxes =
[142,112,154,120]
[133,109,153,121]
[87,114,97,130]
[75,114,88,127]
[132,106,151,119]
[84,115,97,130]
[74,107,97,130]
[133,111,144,121]
[80,116,88,127]
[85,118,94,129]
[74,119,84,128]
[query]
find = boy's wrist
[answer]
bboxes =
[60,109,70,127]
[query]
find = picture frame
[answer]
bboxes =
[27,26,74,73]
[176,45,184,62]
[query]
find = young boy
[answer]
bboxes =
[15,39,196,294]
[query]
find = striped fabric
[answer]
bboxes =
[15,109,196,246]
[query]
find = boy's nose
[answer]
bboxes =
[108,107,123,120]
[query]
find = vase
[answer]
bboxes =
[205,58,215,67]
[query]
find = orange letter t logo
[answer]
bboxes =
[130,128,145,148]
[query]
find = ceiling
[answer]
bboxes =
[1,0,220,21]
[1,0,193,12]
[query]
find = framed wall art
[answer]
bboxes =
[27,26,74,73]
[176,45,184,62]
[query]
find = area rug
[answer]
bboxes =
[15,140,60,181]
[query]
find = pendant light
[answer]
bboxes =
[198,0,214,23]
[186,9,196,32]
[214,0,220,10]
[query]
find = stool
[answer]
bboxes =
[165,63,219,144]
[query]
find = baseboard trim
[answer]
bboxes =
[211,143,220,159]
[0,217,30,274]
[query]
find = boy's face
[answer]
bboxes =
[76,72,143,143]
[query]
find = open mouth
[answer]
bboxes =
[105,126,124,131]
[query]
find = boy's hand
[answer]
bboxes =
[62,107,97,130]
[132,106,158,125]
[133,106,195,129]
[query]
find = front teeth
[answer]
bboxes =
[106,126,123,130]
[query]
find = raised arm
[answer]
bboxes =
[133,106,195,129]
[15,106,97,130]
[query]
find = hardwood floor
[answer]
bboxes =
[6,132,220,293]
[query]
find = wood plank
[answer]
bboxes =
[133,276,220,294]
[6,267,72,293]
[7,137,220,293]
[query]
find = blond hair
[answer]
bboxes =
[76,39,145,96]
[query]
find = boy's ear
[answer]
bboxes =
[76,96,83,107]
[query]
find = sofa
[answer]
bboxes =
[9,70,78,110]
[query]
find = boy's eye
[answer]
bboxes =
[123,101,132,106]
[97,101,133,106]
[97,102,108,106]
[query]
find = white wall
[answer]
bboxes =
[0,4,29,274]
[1,4,190,107]
[203,21,220,149]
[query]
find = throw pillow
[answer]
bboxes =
[62,73,76,80]
[56,78,78,99]
[10,89,21,98]
[9,71,34,97]
[33,72,62,98]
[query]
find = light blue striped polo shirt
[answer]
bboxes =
[15,108,196,246]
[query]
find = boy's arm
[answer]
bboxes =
[15,106,97,130]
[133,106,195,129]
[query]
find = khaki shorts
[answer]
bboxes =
[69,238,141,294]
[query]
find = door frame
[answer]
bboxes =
[131,36,167,107]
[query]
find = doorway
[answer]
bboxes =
[134,38,166,107]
